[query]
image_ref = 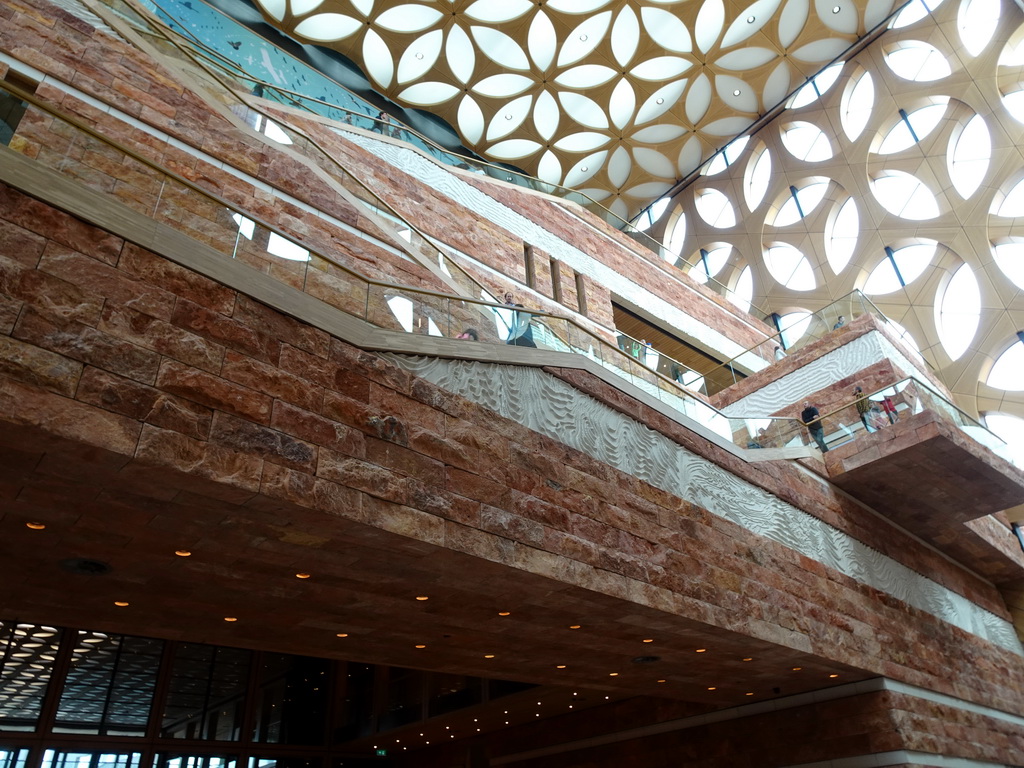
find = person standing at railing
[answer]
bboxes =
[503,293,537,348]
[882,395,899,425]
[801,401,829,453]
[774,344,786,361]
[833,315,846,330]
[854,386,871,431]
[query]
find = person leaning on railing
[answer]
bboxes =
[801,401,829,453]
[854,386,871,430]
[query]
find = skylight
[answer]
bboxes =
[744,142,771,211]
[936,263,980,361]
[958,0,1000,56]
[772,182,829,227]
[781,122,832,162]
[992,240,1024,290]
[787,62,844,109]
[764,244,816,290]
[992,177,1024,217]
[884,41,952,81]
[689,245,731,283]
[891,0,947,29]
[948,113,990,199]
[825,197,858,274]
[841,68,874,141]
[863,242,936,294]
[666,209,687,257]
[876,101,948,154]
[885,318,923,360]
[984,413,1024,465]
[988,340,1024,391]
[704,136,750,176]
[729,266,753,313]
[870,172,939,219]
[694,188,737,228]
[778,311,812,348]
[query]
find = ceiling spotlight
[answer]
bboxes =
[224,617,237,622]
[415,52,424,59]
[415,644,426,649]
[657,679,666,683]
[295,573,311,579]
[733,89,741,96]
[113,601,129,607]
[498,611,511,616]
[832,4,841,11]
[747,14,756,22]
[415,596,429,601]
[707,686,716,691]
[569,624,581,629]
[174,550,191,557]
[696,648,707,653]
[580,166,588,172]
[484,654,495,658]
[505,113,513,120]
[642,638,654,643]
[609,672,619,676]
[656,98,664,105]
[746,692,754,696]
[579,34,588,41]
[336,633,349,638]
[829,673,839,678]
[556,664,566,669]
[26,522,46,530]
[792,667,802,671]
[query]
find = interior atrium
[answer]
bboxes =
[3,0,1024,765]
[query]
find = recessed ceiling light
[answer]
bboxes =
[295,573,311,579]
[415,52,424,59]
[746,692,754,696]
[336,633,349,638]
[829,674,839,678]
[26,522,46,530]
[832,5,841,12]
[733,89,741,96]
[609,672,618,676]
[505,113,513,120]
[657,679,666,683]
[556,664,566,669]
[696,648,707,653]
[579,34,588,41]
[656,98,664,105]
[747,15,756,22]
[174,550,191,557]
[580,166,588,172]
[742,657,753,661]
[792,667,802,671]
[484,654,495,658]
[415,644,426,649]
[642,638,654,643]
[113,601,129,607]
[224,617,237,622]
[707,686,716,691]
[569,625,581,629]
[416,596,429,601]
[498,611,510,616]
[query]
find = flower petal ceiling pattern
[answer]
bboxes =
[255,0,895,218]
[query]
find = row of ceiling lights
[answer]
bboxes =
[23,526,845,692]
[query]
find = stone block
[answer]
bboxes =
[98,303,225,374]
[210,411,317,473]
[156,359,272,424]
[220,350,322,412]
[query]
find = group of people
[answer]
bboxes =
[454,292,537,347]
[800,387,900,454]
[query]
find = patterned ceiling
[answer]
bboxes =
[248,0,898,220]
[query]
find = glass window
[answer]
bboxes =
[729,265,753,313]
[992,240,1024,290]
[703,136,749,176]
[948,113,990,198]
[153,755,236,768]
[0,73,35,146]
[666,208,686,257]
[825,197,858,275]
[864,243,936,294]
[778,311,812,348]
[0,748,29,768]
[787,62,844,109]
[253,654,329,745]
[885,318,924,360]
[694,188,736,228]
[870,172,939,219]
[379,668,423,731]
[0,623,62,732]
[891,0,947,29]
[958,0,999,56]
[984,413,1024,465]
[764,245,815,290]
[266,233,309,262]
[743,143,771,211]
[162,644,251,741]
[884,41,952,81]
[876,101,948,154]
[780,122,832,161]
[635,197,670,232]
[988,340,1024,391]
[841,68,874,141]
[772,182,829,227]
[55,633,163,736]
[688,245,732,284]
[427,673,481,717]
[42,751,142,768]
[936,263,980,361]
[992,176,1024,217]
